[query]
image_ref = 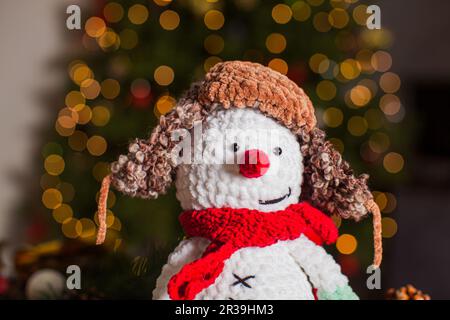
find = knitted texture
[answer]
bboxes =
[198,61,317,133]
[167,202,338,300]
[108,61,375,222]
[152,234,353,300]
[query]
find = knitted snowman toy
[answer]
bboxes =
[95,61,382,300]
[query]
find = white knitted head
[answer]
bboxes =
[175,108,302,212]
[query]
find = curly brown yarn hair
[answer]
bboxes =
[96,61,382,267]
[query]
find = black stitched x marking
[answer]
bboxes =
[232,273,255,288]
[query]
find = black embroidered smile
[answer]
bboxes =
[259,187,291,205]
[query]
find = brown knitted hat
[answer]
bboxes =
[96,61,382,268]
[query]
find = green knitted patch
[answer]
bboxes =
[317,285,359,300]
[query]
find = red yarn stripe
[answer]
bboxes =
[168,202,338,300]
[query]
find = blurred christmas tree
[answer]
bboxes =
[10,0,407,298]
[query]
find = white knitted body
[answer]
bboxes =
[152,235,349,300]
[153,108,352,300]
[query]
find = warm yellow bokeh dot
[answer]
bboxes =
[80,218,97,238]
[204,56,222,72]
[76,105,92,124]
[292,1,311,21]
[71,64,93,85]
[272,4,292,24]
[62,218,82,239]
[373,191,388,211]
[265,33,287,54]
[313,12,331,32]
[380,94,401,116]
[97,29,120,50]
[52,204,73,223]
[350,85,372,107]
[68,131,88,152]
[340,59,361,80]
[55,121,75,137]
[160,10,180,30]
[128,4,149,25]
[316,80,337,101]
[309,53,329,74]
[65,91,85,109]
[382,217,398,238]
[101,79,121,99]
[57,108,78,130]
[93,161,111,182]
[154,0,172,6]
[383,192,398,213]
[369,132,390,153]
[156,95,176,115]
[371,51,392,72]
[323,107,344,128]
[87,135,107,156]
[91,106,111,127]
[356,49,375,73]
[336,234,357,255]
[347,116,368,136]
[44,155,65,176]
[268,58,288,75]
[154,65,174,86]
[328,8,349,29]
[380,72,401,94]
[204,34,224,55]
[352,4,369,26]
[120,29,138,50]
[85,17,106,38]
[103,2,124,23]
[383,152,404,174]
[80,79,101,100]
[329,137,344,154]
[42,188,63,209]
[204,10,225,30]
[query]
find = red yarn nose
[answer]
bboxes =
[239,149,270,178]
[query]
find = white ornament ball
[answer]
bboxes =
[26,269,65,300]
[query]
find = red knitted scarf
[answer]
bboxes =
[167,202,338,300]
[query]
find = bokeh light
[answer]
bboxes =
[323,107,344,128]
[128,4,149,25]
[52,204,73,224]
[380,72,401,93]
[62,218,82,239]
[313,12,331,32]
[44,155,65,176]
[204,34,224,55]
[80,79,101,100]
[68,131,87,151]
[42,188,63,209]
[347,116,368,136]
[265,33,287,54]
[103,2,124,23]
[383,152,404,173]
[120,29,139,50]
[101,79,120,99]
[155,95,176,115]
[329,8,349,29]
[160,10,180,30]
[382,217,398,238]
[292,1,311,21]
[204,10,224,30]
[272,4,292,24]
[86,136,107,156]
[85,17,106,38]
[204,56,222,72]
[316,80,337,101]
[154,65,174,86]
[350,85,371,107]
[336,234,357,255]
[268,58,288,75]
[91,106,111,127]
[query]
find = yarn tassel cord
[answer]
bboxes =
[366,199,383,268]
[96,175,111,245]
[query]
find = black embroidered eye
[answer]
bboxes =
[273,147,282,156]
[179,148,183,157]
[232,143,239,152]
